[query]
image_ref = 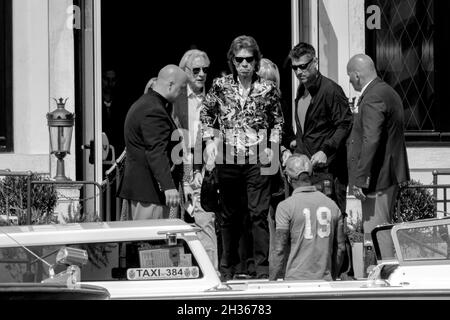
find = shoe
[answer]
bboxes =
[234,273,252,280]
[339,273,357,281]
[221,273,234,282]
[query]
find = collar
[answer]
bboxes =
[292,185,318,194]
[233,72,259,86]
[300,72,322,97]
[147,89,177,129]
[360,79,376,97]
[149,88,170,107]
[237,76,254,89]
[187,84,205,99]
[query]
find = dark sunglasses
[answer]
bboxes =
[291,58,314,71]
[190,67,209,76]
[234,56,255,64]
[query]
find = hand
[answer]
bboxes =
[290,140,297,149]
[182,184,196,216]
[205,139,218,164]
[183,184,194,201]
[311,151,327,167]
[281,150,292,167]
[205,161,215,172]
[352,186,367,201]
[164,189,180,208]
[264,148,274,164]
[205,152,216,172]
[192,172,203,189]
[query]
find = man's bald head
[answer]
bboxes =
[347,54,378,92]
[153,65,188,103]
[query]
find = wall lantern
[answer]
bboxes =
[47,98,75,181]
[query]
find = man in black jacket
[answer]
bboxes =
[286,42,352,217]
[118,65,187,220]
[285,43,353,278]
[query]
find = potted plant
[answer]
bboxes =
[346,213,364,278]
[394,180,436,223]
[0,174,58,225]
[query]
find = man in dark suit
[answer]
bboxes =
[118,65,188,220]
[347,54,410,259]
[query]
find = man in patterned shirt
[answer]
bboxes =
[200,35,283,281]
[270,154,345,281]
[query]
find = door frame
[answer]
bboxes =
[74,0,103,216]
[93,0,102,186]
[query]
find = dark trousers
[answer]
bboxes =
[362,185,399,259]
[217,164,271,278]
[330,176,347,215]
[330,175,355,277]
[237,212,255,276]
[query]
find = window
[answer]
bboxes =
[365,0,450,144]
[0,239,203,283]
[0,0,13,152]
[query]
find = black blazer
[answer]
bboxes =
[118,89,181,205]
[294,73,352,182]
[280,96,296,151]
[347,78,410,193]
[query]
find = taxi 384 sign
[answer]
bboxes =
[127,267,199,280]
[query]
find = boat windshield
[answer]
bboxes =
[394,218,450,264]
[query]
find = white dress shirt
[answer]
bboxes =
[186,85,205,150]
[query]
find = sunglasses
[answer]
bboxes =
[291,58,314,71]
[234,56,255,64]
[189,67,209,76]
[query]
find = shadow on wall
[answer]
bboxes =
[318,0,339,83]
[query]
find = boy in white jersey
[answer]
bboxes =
[270,154,345,281]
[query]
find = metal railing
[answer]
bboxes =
[34,180,104,221]
[0,170,103,226]
[2,164,448,225]
[1,148,126,225]
[0,170,33,225]
[102,150,126,222]
[433,170,450,212]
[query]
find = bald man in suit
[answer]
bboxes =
[119,65,188,220]
[347,54,410,259]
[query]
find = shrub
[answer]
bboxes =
[0,174,58,225]
[394,180,436,223]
